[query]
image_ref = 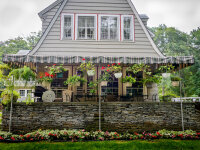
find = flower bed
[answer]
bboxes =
[0,129,199,143]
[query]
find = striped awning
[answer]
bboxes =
[2,54,194,64]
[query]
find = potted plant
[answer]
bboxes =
[142,74,162,88]
[99,71,111,86]
[171,75,181,87]
[107,63,122,78]
[47,64,67,78]
[38,72,54,90]
[78,59,95,76]
[0,64,11,76]
[64,75,86,87]
[122,76,136,87]
[88,81,98,95]
[158,65,175,78]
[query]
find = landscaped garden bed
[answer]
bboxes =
[0,129,199,143]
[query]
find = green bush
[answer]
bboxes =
[1,90,20,106]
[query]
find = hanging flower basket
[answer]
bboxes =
[87,70,95,76]
[101,81,108,86]
[114,72,122,78]
[124,82,132,87]
[162,73,171,78]
[172,81,180,87]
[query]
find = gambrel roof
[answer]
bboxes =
[30,0,164,57]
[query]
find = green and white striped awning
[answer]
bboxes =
[2,54,194,64]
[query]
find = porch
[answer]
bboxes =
[3,55,194,103]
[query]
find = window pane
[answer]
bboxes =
[101,16,118,40]
[64,16,72,39]
[78,16,95,40]
[20,90,25,97]
[123,17,132,40]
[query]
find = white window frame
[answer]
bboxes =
[61,13,74,40]
[121,15,134,42]
[18,89,33,98]
[75,14,97,40]
[98,14,120,41]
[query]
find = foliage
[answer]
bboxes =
[78,60,95,72]
[0,31,41,64]
[158,64,175,74]
[99,71,111,82]
[64,75,86,86]
[0,64,10,70]
[107,63,122,73]
[142,75,162,85]
[160,93,178,102]
[10,66,36,82]
[170,75,181,81]
[127,64,151,75]
[122,76,136,84]
[88,81,98,94]
[1,90,20,106]
[151,25,200,97]
[0,129,199,143]
[46,64,67,75]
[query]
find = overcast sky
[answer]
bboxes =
[0,0,199,41]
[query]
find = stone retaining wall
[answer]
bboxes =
[2,102,200,133]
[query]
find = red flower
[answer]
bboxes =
[107,65,110,67]
[40,76,43,78]
[118,63,121,65]
[27,135,31,138]
[45,72,50,77]
[30,138,33,141]
[50,74,54,78]
[11,137,15,141]
[112,63,116,66]
[0,136,4,140]
[82,58,86,61]
[53,64,56,66]
[101,66,105,70]
[41,137,44,140]
[107,69,110,72]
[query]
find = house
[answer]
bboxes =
[3,0,194,102]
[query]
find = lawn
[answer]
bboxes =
[0,140,200,150]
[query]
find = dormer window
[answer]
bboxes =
[122,15,134,41]
[99,15,120,41]
[76,14,97,40]
[61,13,74,40]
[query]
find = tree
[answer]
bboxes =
[0,31,41,64]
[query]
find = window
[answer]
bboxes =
[100,15,119,40]
[19,90,25,97]
[77,15,96,40]
[61,14,74,40]
[122,15,134,41]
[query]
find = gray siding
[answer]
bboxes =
[36,0,160,57]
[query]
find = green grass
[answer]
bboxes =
[0,140,200,150]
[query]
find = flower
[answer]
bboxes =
[50,74,54,78]
[107,65,110,67]
[118,63,121,65]
[82,58,86,61]
[27,135,31,138]
[40,76,43,78]
[107,69,110,72]
[101,66,105,70]
[0,136,4,140]
[45,72,50,77]
[53,64,56,66]
[11,137,15,141]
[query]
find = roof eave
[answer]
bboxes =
[38,0,63,18]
